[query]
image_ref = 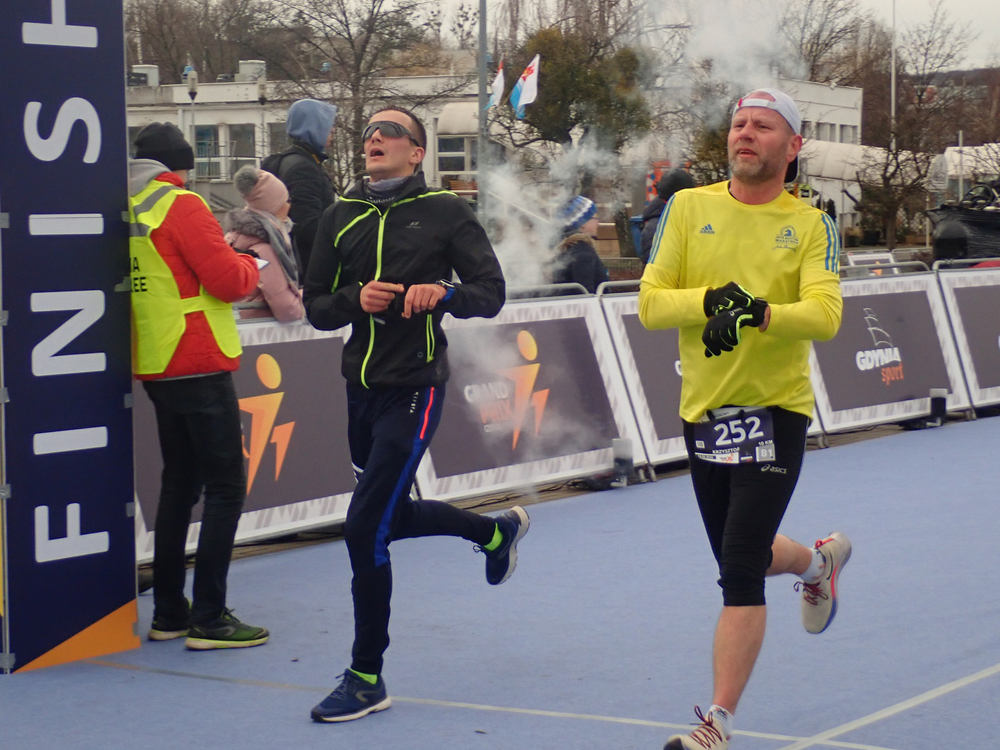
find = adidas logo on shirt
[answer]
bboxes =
[699,224,715,234]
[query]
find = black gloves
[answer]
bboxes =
[703,298,768,357]
[703,281,756,318]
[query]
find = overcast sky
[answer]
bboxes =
[854,0,1000,68]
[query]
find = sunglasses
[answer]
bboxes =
[362,120,422,148]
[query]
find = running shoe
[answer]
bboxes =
[796,532,852,634]
[184,609,269,650]
[479,505,530,585]
[311,670,392,722]
[148,613,190,641]
[664,706,729,750]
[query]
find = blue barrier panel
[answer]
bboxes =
[0,0,138,672]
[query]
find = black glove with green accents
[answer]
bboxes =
[703,281,757,318]
[702,298,768,357]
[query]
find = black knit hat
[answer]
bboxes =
[133,122,195,172]
[656,169,696,200]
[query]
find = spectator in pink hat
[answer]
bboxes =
[226,166,305,322]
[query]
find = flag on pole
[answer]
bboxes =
[486,62,505,110]
[509,55,539,119]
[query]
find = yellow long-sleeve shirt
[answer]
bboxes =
[638,181,842,422]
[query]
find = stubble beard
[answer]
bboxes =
[729,153,783,186]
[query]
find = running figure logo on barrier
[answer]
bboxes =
[461,329,550,451]
[855,307,905,386]
[498,330,551,450]
[239,354,296,492]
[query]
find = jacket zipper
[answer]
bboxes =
[360,204,388,388]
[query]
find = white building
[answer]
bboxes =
[126,61,482,210]
[780,78,864,233]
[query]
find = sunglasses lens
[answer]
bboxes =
[364,121,408,141]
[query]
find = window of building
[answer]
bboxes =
[268,123,289,155]
[229,124,257,178]
[195,125,220,179]
[801,120,813,139]
[437,136,477,195]
[839,124,858,145]
[127,126,143,155]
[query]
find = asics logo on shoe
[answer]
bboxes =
[699,224,715,234]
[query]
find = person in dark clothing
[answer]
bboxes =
[303,106,529,724]
[550,195,609,293]
[640,168,696,264]
[261,99,338,275]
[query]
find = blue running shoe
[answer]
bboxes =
[480,505,530,585]
[311,671,391,723]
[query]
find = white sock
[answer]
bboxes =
[800,546,825,584]
[706,705,734,738]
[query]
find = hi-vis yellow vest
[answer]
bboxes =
[129,181,242,375]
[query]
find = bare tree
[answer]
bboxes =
[263,0,473,191]
[127,0,278,83]
[780,0,864,82]
[853,1,974,247]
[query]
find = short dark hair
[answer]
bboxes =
[371,106,426,150]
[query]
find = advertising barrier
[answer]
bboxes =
[0,1,139,672]
[599,295,687,465]
[811,274,971,432]
[414,297,644,501]
[936,268,1000,408]
[134,322,356,562]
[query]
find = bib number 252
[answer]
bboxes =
[713,415,765,446]
[692,407,775,465]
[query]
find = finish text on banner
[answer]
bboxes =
[0,0,138,673]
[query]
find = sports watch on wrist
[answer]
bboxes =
[435,279,456,301]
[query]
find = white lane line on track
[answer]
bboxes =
[775,660,1000,750]
[88,659,899,750]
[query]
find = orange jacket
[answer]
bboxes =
[135,172,259,380]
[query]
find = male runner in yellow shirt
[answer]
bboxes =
[639,88,851,750]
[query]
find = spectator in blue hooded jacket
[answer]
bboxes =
[262,99,338,275]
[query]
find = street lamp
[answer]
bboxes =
[477,0,487,212]
[187,70,198,188]
[257,77,268,163]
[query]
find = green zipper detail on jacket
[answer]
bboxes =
[360,205,389,388]
[355,190,454,386]
[335,204,377,247]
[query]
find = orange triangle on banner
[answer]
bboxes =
[16,599,141,672]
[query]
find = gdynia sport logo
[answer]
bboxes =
[855,307,904,386]
[462,330,550,450]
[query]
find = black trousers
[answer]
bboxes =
[143,372,247,625]
[683,408,809,607]
[345,382,496,675]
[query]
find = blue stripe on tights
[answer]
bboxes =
[373,387,437,567]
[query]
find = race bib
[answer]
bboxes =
[692,407,775,465]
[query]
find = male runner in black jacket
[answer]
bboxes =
[303,106,528,723]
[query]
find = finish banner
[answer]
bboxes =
[134,324,356,562]
[416,297,643,501]
[811,275,970,431]
[0,1,138,672]
[937,268,1000,407]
